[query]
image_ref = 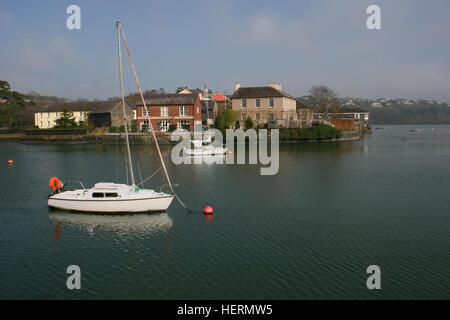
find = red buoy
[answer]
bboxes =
[7,160,13,165]
[204,206,213,214]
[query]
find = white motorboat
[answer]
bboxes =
[183,145,228,156]
[183,135,227,156]
[48,22,175,213]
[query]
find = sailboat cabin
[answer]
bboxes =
[135,93,202,132]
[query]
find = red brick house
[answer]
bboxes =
[136,93,202,131]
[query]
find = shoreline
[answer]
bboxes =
[0,131,362,145]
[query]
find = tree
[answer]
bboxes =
[216,108,237,129]
[54,107,78,128]
[245,117,254,129]
[0,81,26,126]
[308,85,341,121]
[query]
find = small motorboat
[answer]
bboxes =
[183,134,227,156]
[183,144,228,156]
[409,129,423,132]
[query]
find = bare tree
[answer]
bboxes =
[308,85,341,121]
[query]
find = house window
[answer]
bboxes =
[256,113,260,121]
[177,120,190,129]
[241,114,246,121]
[47,112,50,117]
[47,121,50,127]
[55,112,58,118]
[40,121,43,127]
[269,113,274,120]
[161,106,168,117]
[179,106,188,116]
[140,120,149,131]
[269,98,274,108]
[197,106,199,113]
[142,107,149,117]
[159,120,169,132]
[256,99,260,108]
[242,99,247,108]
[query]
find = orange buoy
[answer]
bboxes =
[7,160,13,165]
[204,206,213,214]
[49,176,63,191]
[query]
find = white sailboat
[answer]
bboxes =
[48,21,174,213]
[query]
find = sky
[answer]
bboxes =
[1,0,449,101]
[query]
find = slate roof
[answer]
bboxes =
[231,86,295,100]
[37,100,123,113]
[137,93,198,106]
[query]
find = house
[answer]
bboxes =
[231,82,298,128]
[135,93,202,132]
[296,100,314,128]
[34,100,134,129]
[213,92,228,102]
[177,87,212,101]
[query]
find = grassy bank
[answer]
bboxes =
[279,126,341,141]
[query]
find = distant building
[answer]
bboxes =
[135,93,202,131]
[296,101,314,128]
[231,82,298,128]
[34,100,134,129]
[177,87,212,101]
[212,92,228,102]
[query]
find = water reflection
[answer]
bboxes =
[48,211,173,236]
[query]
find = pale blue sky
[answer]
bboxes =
[1,0,449,100]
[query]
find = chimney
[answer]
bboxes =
[234,82,240,92]
[268,82,282,91]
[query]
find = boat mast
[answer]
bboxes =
[119,24,174,194]
[116,21,135,187]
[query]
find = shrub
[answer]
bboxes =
[245,117,254,129]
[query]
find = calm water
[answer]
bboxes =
[1,125,449,299]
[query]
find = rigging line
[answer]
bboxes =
[138,167,163,187]
[119,25,174,194]
[91,28,116,100]
[137,162,144,187]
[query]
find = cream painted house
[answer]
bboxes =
[35,109,88,129]
[231,82,298,128]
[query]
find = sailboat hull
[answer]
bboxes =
[48,195,174,213]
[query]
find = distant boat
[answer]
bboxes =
[183,134,227,156]
[48,21,174,213]
[409,129,423,132]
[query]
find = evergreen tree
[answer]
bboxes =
[54,107,77,128]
